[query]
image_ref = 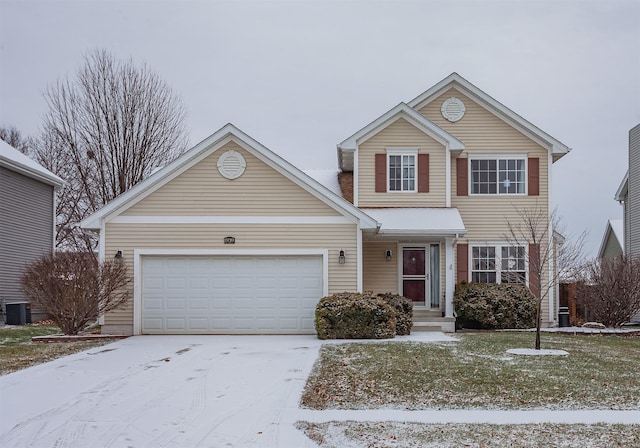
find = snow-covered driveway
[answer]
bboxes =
[0,335,327,447]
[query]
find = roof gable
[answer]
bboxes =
[598,219,624,259]
[615,171,628,201]
[407,73,571,162]
[0,140,64,188]
[337,103,464,171]
[81,124,378,230]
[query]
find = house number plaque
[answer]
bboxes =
[224,237,236,244]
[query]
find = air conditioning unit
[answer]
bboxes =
[6,302,32,325]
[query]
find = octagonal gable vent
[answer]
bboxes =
[441,97,466,122]
[217,150,246,179]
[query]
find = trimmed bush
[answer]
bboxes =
[454,282,537,330]
[377,292,413,335]
[315,292,396,340]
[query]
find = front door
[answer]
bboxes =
[402,245,441,309]
[402,247,428,306]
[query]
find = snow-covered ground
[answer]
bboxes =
[0,333,637,448]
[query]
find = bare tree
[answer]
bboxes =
[0,125,32,154]
[505,206,586,349]
[38,49,188,251]
[577,256,640,326]
[21,252,131,335]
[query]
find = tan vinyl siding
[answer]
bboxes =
[363,242,398,293]
[123,142,339,217]
[104,223,357,329]
[420,89,553,324]
[357,118,447,207]
[424,89,551,240]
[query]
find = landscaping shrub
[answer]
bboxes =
[454,282,536,330]
[21,251,131,335]
[315,292,396,339]
[377,292,413,335]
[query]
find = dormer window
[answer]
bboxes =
[375,149,429,194]
[388,149,417,192]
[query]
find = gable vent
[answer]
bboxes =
[217,150,247,179]
[441,97,466,122]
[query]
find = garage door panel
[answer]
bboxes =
[141,255,323,334]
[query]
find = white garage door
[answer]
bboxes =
[141,255,323,334]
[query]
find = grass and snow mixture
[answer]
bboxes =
[301,332,640,410]
[297,421,640,448]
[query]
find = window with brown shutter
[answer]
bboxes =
[375,153,386,192]
[456,158,468,196]
[418,153,429,193]
[528,157,539,196]
[456,243,468,283]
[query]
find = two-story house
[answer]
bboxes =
[1,140,64,323]
[615,123,640,258]
[81,73,569,335]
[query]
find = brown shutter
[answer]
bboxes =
[528,157,539,196]
[529,243,540,297]
[375,153,386,193]
[456,158,468,196]
[418,153,429,193]
[456,244,469,284]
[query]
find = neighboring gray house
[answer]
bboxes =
[616,123,640,258]
[597,219,623,260]
[0,140,64,322]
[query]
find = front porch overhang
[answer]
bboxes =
[362,207,467,240]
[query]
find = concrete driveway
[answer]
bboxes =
[0,335,325,447]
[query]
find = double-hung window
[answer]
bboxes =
[471,244,526,285]
[470,157,526,195]
[387,149,417,192]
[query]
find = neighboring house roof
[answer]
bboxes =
[615,171,629,201]
[598,219,624,259]
[407,73,572,162]
[337,102,465,171]
[80,124,379,231]
[0,140,64,188]
[362,208,467,238]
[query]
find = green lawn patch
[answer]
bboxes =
[301,332,640,410]
[0,324,111,375]
[297,421,640,448]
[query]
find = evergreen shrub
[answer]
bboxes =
[454,282,536,330]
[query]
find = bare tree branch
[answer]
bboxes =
[35,49,188,251]
[505,205,587,349]
[21,252,131,335]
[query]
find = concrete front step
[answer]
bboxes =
[412,316,456,333]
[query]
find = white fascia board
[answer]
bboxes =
[80,125,239,229]
[597,221,614,259]
[378,229,467,238]
[81,123,379,231]
[408,73,571,161]
[615,171,629,201]
[109,215,354,225]
[338,103,463,153]
[0,157,65,188]
[225,128,379,230]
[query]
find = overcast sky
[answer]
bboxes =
[1,0,639,257]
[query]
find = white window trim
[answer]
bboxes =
[468,242,528,286]
[468,154,528,196]
[386,147,418,193]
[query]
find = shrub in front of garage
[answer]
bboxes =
[315,292,397,339]
[453,282,537,330]
[376,292,413,335]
